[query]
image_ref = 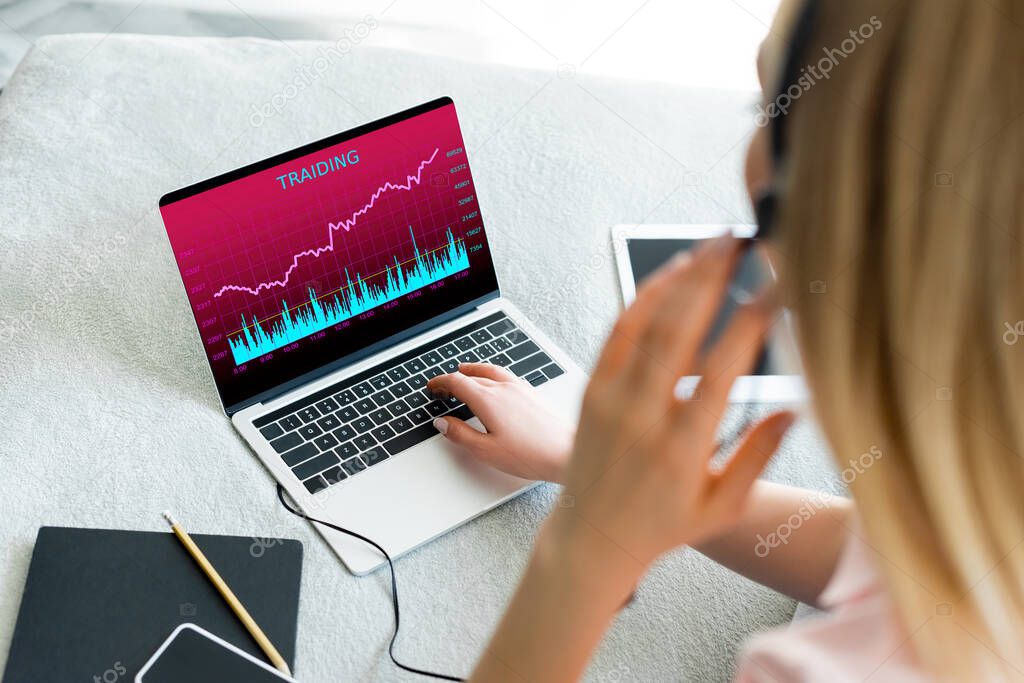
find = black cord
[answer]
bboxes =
[275,484,465,682]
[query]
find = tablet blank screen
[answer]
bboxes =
[626,237,773,375]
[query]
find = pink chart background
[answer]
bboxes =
[161,103,496,407]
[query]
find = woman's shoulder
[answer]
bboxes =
[733,521,929,683]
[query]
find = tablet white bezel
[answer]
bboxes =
[136,623,297,683]
[611,224,806,404]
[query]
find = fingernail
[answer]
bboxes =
[714,232,736,254]
[775,412,797,435]
[433,418,448,435]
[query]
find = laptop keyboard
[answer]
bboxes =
[250,312,565,495]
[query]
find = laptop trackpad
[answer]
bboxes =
[316,422,533,574]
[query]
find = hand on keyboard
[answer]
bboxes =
[427,363,575,483]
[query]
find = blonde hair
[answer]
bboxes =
[771,0,1024,678]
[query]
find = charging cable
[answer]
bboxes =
[276,484,465,682]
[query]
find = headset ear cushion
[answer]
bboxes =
[754,191,778,240]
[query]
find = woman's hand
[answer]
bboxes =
[467,236,795,683]
[426,362,575,483]
[549,235,795,573]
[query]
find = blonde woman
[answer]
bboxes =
[426,0,1024,679]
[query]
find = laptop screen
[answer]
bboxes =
[160,98,499,412]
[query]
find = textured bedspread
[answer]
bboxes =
[0,34,839,681]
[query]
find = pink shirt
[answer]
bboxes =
[734,526,928,682]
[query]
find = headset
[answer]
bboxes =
[752,0,821,244]
[274,2,822,680]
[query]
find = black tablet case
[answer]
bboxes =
[2,526,303,683]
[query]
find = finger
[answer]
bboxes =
[433,415,489,452]
[434,415,546,480]
[706,411,795,513]
[633,236,744,387]
[592,250,693,381]
[427,371,487,404]
[684,297,778,442]
[458,362,517,382]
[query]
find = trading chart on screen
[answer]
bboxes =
[161,101,498,407]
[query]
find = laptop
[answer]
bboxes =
[159,97,587,575]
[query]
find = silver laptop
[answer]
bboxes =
[160,97,587,575]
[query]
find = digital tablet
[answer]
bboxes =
[136,623,297,683]
[611,224,805,403]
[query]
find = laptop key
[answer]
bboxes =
[278,415,303,432]
[457,351,479,364]
[333,425,356,442]
[298,424,323,440]
[341,457,367,475]
[371,389,395,407]
[390,381,411,398]
[335,442,359,459]
[270,432,303,453]
[486,318,515,336]
[405,392,428,409]
[362,448,389,467]
[281,442,318,467]
[510,352,552,378]
[471,329,493,344]
[387,399,411,415]
[406,374,427,390]
[315,397,339,414]
[440,359,459,374]
[409,408,431,425]
[352,382,373,398]
[491,337,512,352]
[338,406,359,422]
[369,408,392,425]
[542,363,565,379]
[297,406,321,423]
[439,343,459,358]
[317,414,341,432]
[454,336,475,352]
[423,366,443,379]
[303,475,328,495]
[322,466,347,486]
[354,399,376,414]
[354,434,377,450]
[506,330,529,345]
[259,424,284,440]
[404,358,427,374]
[491,353,512,367]
[371,425,396,442]
[335,389,356,406]
[507,341,539,361]
[292,451,339,480]
[313,433,339,450]
[352,417,374,433]
[369,374,391,390]
[475,342,496,358]
[526,370,547,387]
[383,404,474,458]
[390,416,413,433]
[421,350,443,366]
[387,366,410,381]
[425,401,448,417]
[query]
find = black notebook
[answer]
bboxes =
[2,526,303,683]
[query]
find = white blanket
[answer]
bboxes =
[0,34,840,681]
